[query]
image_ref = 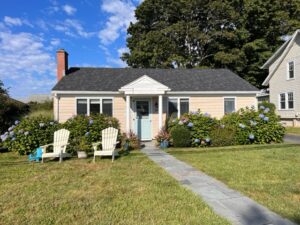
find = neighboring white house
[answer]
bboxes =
[262,30,300,127]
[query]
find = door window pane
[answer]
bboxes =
[90,99,100,115]
[77,99,87,115]
[180,98,189,116]
[280,93,286,109]
[224,98,235,114]
[168,99,178,118]
[136,101,149,119]
[288,92,294,109]
[102,99,113,116]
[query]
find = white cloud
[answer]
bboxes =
[62,4,77,15]
[0,27,56,98]
[53,19,95,38]
[98,0,136,45]
[50,38,61,46]
[4,16,22,26]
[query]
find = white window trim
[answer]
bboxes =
[75,97,114,116]
[223,96,236,114]
[287,61,295,80]
[167,97,190,118]
[278,92,294,111]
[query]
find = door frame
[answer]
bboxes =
[132,97,152,141]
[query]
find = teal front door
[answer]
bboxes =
[135,100,152,140]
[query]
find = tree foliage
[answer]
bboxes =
[0,81,29,134]
[122,0,300,87]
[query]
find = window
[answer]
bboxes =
[288,61,294,79]
[77,99,87,115]
[180,99,189,115]
[224,98,235,114]
[288,92,294,109]
[279,92,294,110]
[280,93,286,109]
[168,98,178,118]
[90,99,100,114]
[76,98,113,116]
[102,99,113,116]
[168,98,189,118]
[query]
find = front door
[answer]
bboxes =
[135,100,152,140]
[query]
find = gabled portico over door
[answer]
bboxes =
[119,75,170,140]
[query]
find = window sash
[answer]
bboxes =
[288,92,294,109]
[224,98,235,114]
[280,93,286,109]
[77,99,88,115]
[179,98,189,116]
[168,98,178,118]
[102,99,113,116]
[288,62,294,79]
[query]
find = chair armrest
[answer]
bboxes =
[40,143,53,153]
[92,142,101,151]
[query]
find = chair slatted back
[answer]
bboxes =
[53,129,70,153]
[101,127,118,151]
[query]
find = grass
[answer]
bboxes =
[168,144,300,224]
[0,151,230,225]
[27,109,53,119]
[286,127,300,135]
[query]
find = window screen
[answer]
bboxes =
[224,98,235,114]
[77,99,87,115]
[102,99,113,116]
[180,98,189,116]
[90,99,100,115]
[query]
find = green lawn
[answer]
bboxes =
[168,144,300,224]
[286,127,300,136]
[0,151,229,225]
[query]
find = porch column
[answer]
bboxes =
[158,95,163,130]
[126,95,130,133]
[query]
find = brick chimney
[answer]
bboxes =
[56,49,68,81]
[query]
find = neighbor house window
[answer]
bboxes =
[288,61,294,79]
[168,98,189,118]
[279,92,294,110]
[76,98,113,116]
[224,98,235,114]
[77,99,87,115]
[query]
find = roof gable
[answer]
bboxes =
[262,30,300,86]
[119,75,170,94]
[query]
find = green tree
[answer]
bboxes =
[122,0,300,87]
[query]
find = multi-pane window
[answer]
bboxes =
[280,93,286,109]
[288,61,294,79]
[168,98,189,118]
[76,98,113,116]
[224,98,235,114]
[279,92,294,110]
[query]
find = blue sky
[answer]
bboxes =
[0,0,142,100]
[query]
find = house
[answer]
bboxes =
[262,30,300,127]
[52,49,258,140]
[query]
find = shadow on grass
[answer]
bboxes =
[168,143,300,155]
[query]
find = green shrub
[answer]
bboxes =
[168,111,217,147]
[210,125,236,147]
[1,116,60,155]
[258,101,276,113]
[221,107,285,145]
[63,114,120,154]
[170,125,191,147]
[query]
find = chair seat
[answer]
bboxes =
[94,150,118,156]
[42,152,71,158]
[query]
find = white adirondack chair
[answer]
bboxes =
[93,127,119,162]
[40,129,71,163]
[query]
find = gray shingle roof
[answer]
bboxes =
[52,68,258,92]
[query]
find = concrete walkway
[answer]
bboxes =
[141,143,296,225]
[284,134,300,144]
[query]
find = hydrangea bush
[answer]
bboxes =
[168,110,217,147]
[1,116,60,155]
[166,106,285,148]
[63,114,120,154]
